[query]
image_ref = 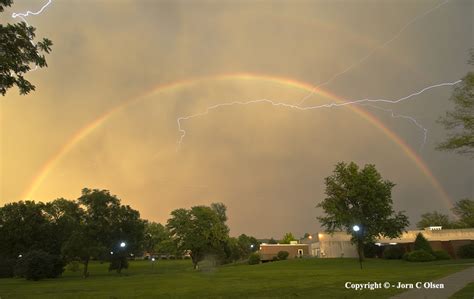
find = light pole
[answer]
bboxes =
[352,225,362,269]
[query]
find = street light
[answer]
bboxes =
[352,225,360,232]
[120,242,126,248]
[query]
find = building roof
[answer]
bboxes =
[299,228,474,244]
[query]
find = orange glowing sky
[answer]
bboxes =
[1,0,473,237]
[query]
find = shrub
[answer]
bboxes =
[109,255,129,273]
[0,257,15,278]
[277,251,290,260]
[405,250,436,262]
[14,250,65,280]
[433,250,451,260]
[66,261,81,272]
[414,233,433,253]
[383,245,405,259]
[272,256,278,262]
[248,253,260,265]
[457,243,474,258]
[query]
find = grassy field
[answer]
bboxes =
[451,282,474,299]
[0,258,473,298]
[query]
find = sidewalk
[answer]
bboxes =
[390,266,474,299]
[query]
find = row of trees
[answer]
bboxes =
[0,188,260,279]
[0,188,145,278]
[417,199,474,229]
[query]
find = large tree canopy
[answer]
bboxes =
[437,50,474,157]
[167,203,230,269]
[0,0,52,95]
[317,162,409,263]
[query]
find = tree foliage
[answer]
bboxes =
[414,233,433,253]
[437,50,474,157]
[0,0,52,95]
[416,211,454,229]
[61,188,145,278]
[317,162,409,263]
[281,232,296,244]
[167,203,230,269]
[452,199,474,228]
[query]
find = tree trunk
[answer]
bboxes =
[357,241,364,269]
[83,258,90,278]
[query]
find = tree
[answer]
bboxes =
[437,50,474,157]
[452,199,474,228]
[61,188,144,277]
[143,222,169,253]
[281,233,296,244]
[317,162,409,266]
[0,201,51,258]
[167,204,230,269]
[416,211,454,229]
[414,233,433,253]
[0,0,52,95]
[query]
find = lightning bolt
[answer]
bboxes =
[357,103,428,151]
[11,0,53,71]
[11,0,52,25]
[299,0,451,105]
[176,80,461,149]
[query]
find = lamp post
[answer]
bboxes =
[352,225,362,269]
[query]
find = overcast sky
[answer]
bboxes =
[1,0,473,238]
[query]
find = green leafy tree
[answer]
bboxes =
[61,188,144,278]
[143,222,169,253]
[281,232,296,244]
[437,50,474,157]
[416,211,454,229]
[317,162,409,265]
[414,233,433,253]
[0,201,51,258]
[167,203,230,269]
[452,199,474,228]
[0,0,52,95]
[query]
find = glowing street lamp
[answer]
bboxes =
[120,242,126,248]
[352,225,360,232]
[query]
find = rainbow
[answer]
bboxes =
[22,73,453,209]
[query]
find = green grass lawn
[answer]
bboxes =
[0,258,473,298]
[450,282,474,299]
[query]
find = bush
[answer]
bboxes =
[457,243,474,258]
[383,245,405,259]
[14,250,65,280]
[414,233,433,253]
[109,255,129,273]
[277,251,290,260]
[272,256,278,262]
[248,253,260,265]
[405,250,436,262]
[66,261,81,272]
[0,257,15,278]
[433,250,451,260]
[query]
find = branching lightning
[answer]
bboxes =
[11,0,52,25]
[298,0,451,105]
[11,0,53,71]
[357,103,428,151]
[177,80,461,148]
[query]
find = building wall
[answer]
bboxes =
[259,244,310,261]
[306,229,474,258]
